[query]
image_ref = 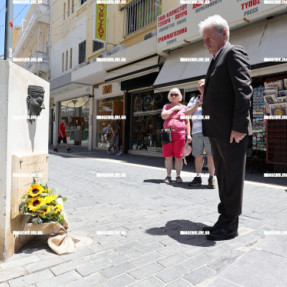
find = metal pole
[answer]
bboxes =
[4,0,13,61]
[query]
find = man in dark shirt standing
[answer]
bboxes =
[199,15,253,240]
[53,118,72,153]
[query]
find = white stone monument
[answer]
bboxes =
[0,60,49,260]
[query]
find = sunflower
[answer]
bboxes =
[37,205,51,217]
[44,194,57,204]
[27,197,45,212]
[28,184,44,197]
[52,204,62,214]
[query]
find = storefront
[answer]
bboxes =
[59,95,90,147]
[94,82,124,151]
[153,7,287,166]
[251,71,287,167]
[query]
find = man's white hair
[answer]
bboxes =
[198,15,230,40]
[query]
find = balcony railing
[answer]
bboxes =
[123,0,161,36]
[23,51,49,74]
[13,5,49,56]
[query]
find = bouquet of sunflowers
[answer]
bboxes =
[20,179,67,226]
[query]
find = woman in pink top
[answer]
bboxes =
[161,88,192,183]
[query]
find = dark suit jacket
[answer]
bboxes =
[202,42,253,138]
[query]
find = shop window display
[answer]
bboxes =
[131,90,169,151]
[60,96,90,146]
[96,96,124,148]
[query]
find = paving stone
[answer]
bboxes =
[110,250,142,264]
[63,272,106,287]
[25,257,64,273]
[76,261,113,276]
[0,255,40,270]
[36,271,80,287]
[155,265,189,283]
[129,276,164,287]
[98,274,136,287]
[218,249,287,287]
[156,245,184,257]
[207,250,243,273]
[184,266,216,285]
[50,258,87,276]
[180,254,210,272]
[0,267,25,282]
[156,253,188,268]
[128,262,164,280]
[204,246,233,260]
[256,235,287,258]
[129,252,161,267]
[135,242,164,254]
[165,278,194,286]
[100,262,136,278]
[60,247,95,260]
[207,277,240,287]
[8,270,54,287]
[87,250,118,263]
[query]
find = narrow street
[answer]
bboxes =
[1,151,286,286]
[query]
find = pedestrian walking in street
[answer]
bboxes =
[161,88,192,183]
[185,79,216,188]
[199,15,253,240]
[107,120,122,156]
[53,118,72,153]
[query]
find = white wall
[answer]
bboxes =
[0,60,49,259]
[50,16,87,80]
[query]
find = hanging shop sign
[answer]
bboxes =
[95,4,107,41]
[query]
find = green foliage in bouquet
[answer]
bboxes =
[19,178,67,225]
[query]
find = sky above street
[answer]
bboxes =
[0,2,31,56]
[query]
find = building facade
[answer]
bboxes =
[12,0,50,81]
[50,0,287,165]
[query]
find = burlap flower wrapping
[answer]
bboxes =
[23,206,75,255]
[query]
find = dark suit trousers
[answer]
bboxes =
[210,136,248,232]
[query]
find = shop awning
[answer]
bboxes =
[105,55,159,82]
[154,13,287,89]
[230,13,287,67]
[153,42,211,89]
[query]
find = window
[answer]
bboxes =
[62,53,64,72]
[63,3,66,20]
[93,40,104,53]
[66,50,68,71]
[70,48,73,69]
[68,0,70,17]
[72,0,74,13]
[78,41,86,64]
[123,0,161,36]
[81,0,87,5]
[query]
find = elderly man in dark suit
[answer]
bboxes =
[199,15,253,240]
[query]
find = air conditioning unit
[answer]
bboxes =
[144,29,157,40]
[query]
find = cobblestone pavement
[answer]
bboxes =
[0,150,286,287]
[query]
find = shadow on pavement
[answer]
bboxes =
[15,235,54,255]
[144,179,213,190]
[146,219,215,247]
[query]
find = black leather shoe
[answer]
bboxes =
[202,225,219,232]
[206,228,238,241]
